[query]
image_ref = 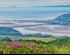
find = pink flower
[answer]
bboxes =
[12,42,15,45]
[11,42,15,47]
[14,44,18,47]
[9,46,12,51]
[14,42,22,47]
[29,44,35,48]
[10,42,22,48]
[24,43,29,47]
[16,42,22,47]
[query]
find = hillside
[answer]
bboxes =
[49,13,70,25]
[0,37,70,54]
[0,27,22,36]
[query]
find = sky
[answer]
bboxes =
[0,0,70,7]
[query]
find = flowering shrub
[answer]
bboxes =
[6,42,48,54]
[0,37,70,54]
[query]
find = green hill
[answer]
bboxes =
[49,13,70,25]
[0,27,22,36]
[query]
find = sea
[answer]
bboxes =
[0,7,70,20]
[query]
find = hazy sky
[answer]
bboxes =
[0,0,70,7]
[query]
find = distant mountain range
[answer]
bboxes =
[44,5,70,7]
[49,13,70,25]
[31,5,70,7]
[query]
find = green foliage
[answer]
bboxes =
[47,37,70,46]
[0,37,70,54]
[0,37,12,42]
[23,33,54,38]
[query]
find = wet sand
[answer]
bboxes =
[0,20,70,36]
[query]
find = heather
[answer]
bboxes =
[0,37,70,54]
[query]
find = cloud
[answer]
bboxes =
[0,0,70,7]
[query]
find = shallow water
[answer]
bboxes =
[13,25,70,37]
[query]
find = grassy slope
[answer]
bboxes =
[21,37,70,54]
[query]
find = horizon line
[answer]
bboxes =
[0,5,70,8]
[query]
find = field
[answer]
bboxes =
[23,37,55,42]
[0,36,70,54]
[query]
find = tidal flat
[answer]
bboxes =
[0,20,70,37]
